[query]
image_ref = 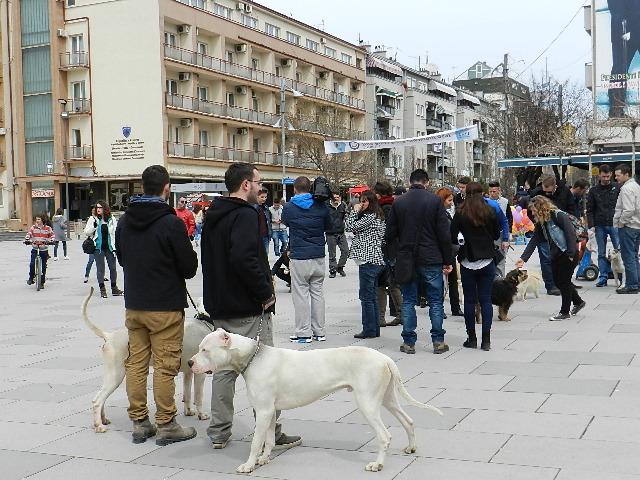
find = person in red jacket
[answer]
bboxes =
[175,197,196,239]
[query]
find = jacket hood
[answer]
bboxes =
[123,202,176,230]
[378,195,394,206]
[205,197,255,227]
[291,193,314,209]
[53,215,64,221]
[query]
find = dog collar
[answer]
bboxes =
[240,341,261,375]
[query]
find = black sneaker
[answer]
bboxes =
[571,301,586,316]
[549,313,571,321]
[337,267,346,277]
[26,278,34,285]
[329,269,336,278]
[617,287,639,294]
[274,434,302,449]
[547,288,561,296]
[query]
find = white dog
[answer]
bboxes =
[607,249,625,287]
[81,288,213,433]
[189,329,443,474]
[517,269,543,301]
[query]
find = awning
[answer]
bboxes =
[348,185,370,194]
[458,91,480,105]
[429,81,456,97]
[498,151,636,168]
[376,87,401,98]
[366,55,403,77]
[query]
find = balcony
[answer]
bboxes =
[59,51,89,69]
[65,145,92,161]
[64,98,91,115]
[427,144,452,156]
[291,114,366,139]
[166,93,279,126]
[167,142,279,165]
[375,104,395,118]
[163,44,365,110]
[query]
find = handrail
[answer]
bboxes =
[167,141,280,165]
[65,145,92,160]
[59,51,89,68]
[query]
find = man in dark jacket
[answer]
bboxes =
[454,176,471,208]
[386,169,453,355]
[282,176,331,343]
[255,189,272,254]
[326,192,348,278]
[201,162,300,450]
[115,165,198,446]
[586,164,621,286]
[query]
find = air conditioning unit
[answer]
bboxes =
[180,118,192,128]
[281,59,292,67]
[319,37,326,44]
[235,85,247,94]
[244,4,253,13]
[236,127,248,135]
[235,43,247,53]
[236,2,245,10]
[177,24,190,34]
[0,128,6,135]
[178,72,191,81]
[56,29,67,38]
[319,71,328,80]
[351,83,361,92]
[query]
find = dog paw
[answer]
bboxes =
[257,455,271,466]
[94,424,108,433]
[404,446,416,454]
[184,408,195,417]
[101,417,111,425]
[365,462,384,472]
[197,412,210,420]
[236,463,255,473]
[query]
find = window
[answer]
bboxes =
[164,32,176,46]
[296,72,301,82]
[416,104,420,116]
[166,79,178,95]
[415,104,425,117]
[213,3,232,19]
[306,39,318,51]
[70,34,83,53]
[199,130,209,146]
[71,81,85,102]
[197,86,208,101]
[226,50,234,63]
[72,129,81,147]
[252,94,259,110]
[275,66,281,77]
[324,46,336,58]
[0,184,3,206]
[286,31,300,45]
[264,23,280,37]
[253,138,260,152]
[227,92,235,107]
[341,53,352,64]
[197,42,208,55]
[417,81,426,92]
[251,58,259,70]
[241,14,258,29]
[67,0,75,5]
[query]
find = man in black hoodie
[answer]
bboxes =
[115,165,198,446]
[201,162,300,450]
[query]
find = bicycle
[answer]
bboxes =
[24,240,54,291]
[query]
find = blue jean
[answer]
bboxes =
[28,249,49,282]
[262,236,270,254]
[400,265,445,345]
[537,241,556,291]
[272,230,288,256]
[358,263,384,337]
[595,226,620,281]
[460,262,496,334]
[619,227,640,289]
[195,223,203,241]
[94,249,117,286]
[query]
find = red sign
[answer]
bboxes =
[31,188,55,198]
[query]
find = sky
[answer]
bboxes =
[262,0,590,87]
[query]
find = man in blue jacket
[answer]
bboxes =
[282,176,331,343]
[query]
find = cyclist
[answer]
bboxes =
[25,215,54,287]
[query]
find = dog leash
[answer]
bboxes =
[240,309,266,376]
[185,287,215,331]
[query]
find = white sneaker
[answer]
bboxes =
[53,257,59,261]
[64,256,70,260]
[313,336,326,342]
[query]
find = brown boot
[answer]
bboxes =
[155,418,197,446]
[385,317,402,326]
[132,416,157,444]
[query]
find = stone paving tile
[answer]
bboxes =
[612,380,640,398]
[0,382,97,402]
[0,450,71,480]
[610,324,640,333]
[592,336,640,353]
[0,399,90,424]
[24,355,103,370]
[404,371,514,390]
[492,435,640,476]
[429,389,549,412]
[0,334,71,346]
[0,421,82,451]
[339,406,472,431]
[490,329,566,340]
[25,457,180,480]
[582,416,640,443]
[453,410,591,438]
[502,376,618,396]
[540,393,640,418]
[360,426,509,462]
[394,457,558,480]
[570,365,640,381]
[556,469,640,480]
[534,350,634,366]
[169,470,278,480]
[473,360,577,378]
[505,339,598,352]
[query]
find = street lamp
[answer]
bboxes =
[58,99,71,238]
[274,79,304,200]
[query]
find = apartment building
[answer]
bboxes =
[0,0,367,227]
[455,91,492,180]
[0,5,6,222]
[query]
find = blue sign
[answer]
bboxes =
[282,177,295,185]
[122,126,132,138]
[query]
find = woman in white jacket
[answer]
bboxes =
[84,200,123,298]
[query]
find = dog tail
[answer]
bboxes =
[388,360,443,416]
[81,287,108,340]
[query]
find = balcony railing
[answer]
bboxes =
[65,145,92,160]
[167,142,280,165]
[291,114,366,139]
[473,152,485,162]
[163,44,365,110]
[376,104,395,117]
[426,118,452,130]
[59,51,89,69]
[64,98,91,114]
[166,93,279,125]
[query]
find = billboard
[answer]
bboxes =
[594,0,640,119]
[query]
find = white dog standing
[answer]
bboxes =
[607,249,625,287]
[81,289,213,433]
[189,329,443,473]
[517,269,543,301]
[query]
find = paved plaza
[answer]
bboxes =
[1,239,640,479]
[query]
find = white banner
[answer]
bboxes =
[324,125,478,154]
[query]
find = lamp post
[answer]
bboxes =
[58,98,71,239]
[276,79,303,201]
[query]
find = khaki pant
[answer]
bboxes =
[290,258,326,337]
[125,309,184,425]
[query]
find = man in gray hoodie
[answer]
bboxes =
[613,163,640,294]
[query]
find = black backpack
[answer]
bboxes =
[311,176,332,202]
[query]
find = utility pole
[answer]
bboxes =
[280,79,287,200]
[502,53,509,159]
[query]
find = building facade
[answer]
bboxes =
[0,0,367,226]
